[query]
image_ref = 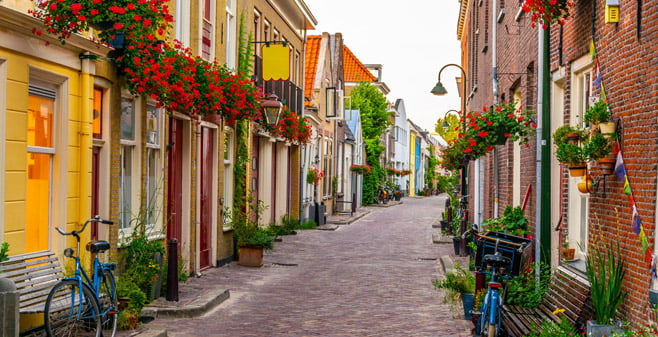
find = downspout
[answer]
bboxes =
[539,25,552,265]
[299,26,307,224]
[79,55,93,235]
[491,0,499,220]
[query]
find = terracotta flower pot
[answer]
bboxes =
[598,157,616,175]
[577,175,593,193]
[238,244,264,267]
[599,122,616,138]
[562,248,575,261]
[568,163,587,177]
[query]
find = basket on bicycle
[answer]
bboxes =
[474,231,533,277]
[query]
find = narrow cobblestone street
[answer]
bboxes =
[136,195,472,337]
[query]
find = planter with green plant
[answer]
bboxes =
[527,308,580,337]
[506,262,551,308]
[228,199,274,267]
[585,214,627,337]
[553,124,587,146]
[584,100,614,132]
[555,142,587,177]
[584,132,613,162]
[116,275,147,331]
[482,205,530,236]
[121,219,165,301]
[432,264,476,319]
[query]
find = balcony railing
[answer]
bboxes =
[254,55,303,114]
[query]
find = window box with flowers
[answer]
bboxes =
[349,164,371,175]
[440,102,537,170]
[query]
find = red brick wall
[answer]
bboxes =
[550,0,656,324]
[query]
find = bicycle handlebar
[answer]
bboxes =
[55,215,114,237]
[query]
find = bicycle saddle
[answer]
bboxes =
[87,240,110,253]
[484,253,511,268]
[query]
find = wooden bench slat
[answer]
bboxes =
[0,251,64,315]
[502,267,592,337]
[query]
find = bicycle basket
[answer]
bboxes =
[475,231,533,277]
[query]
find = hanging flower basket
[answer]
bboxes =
[440,102,536,170]
[349,164,371,174]
[521,0,574,29]
[306,168,324,185]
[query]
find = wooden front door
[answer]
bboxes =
[167,118,183,247]
[199,127,214,269]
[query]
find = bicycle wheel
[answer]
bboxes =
[98,270,117,337]
[44,279,101,337]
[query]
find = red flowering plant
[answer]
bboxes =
[349,164,371,174]
[440,102,536,170]
[400,169,411,176]
[115,36,262,120]
[306,168,324,185]
[521,0,574,29]
[269,108,312,144]
[30,0,173,44]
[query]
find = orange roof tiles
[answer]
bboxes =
[304,35,321,102]
[343,45,377,83]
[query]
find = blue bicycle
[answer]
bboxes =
[473,231,529,337]
[44,215,117,337]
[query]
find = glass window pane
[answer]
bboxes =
[93,88,103,138]
[146,148,161,226]
[120,145,133,229]
[146,105,160,146]
[26,152,51,252]
[121,97,135,141]
[28,95,54,148]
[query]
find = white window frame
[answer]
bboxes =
[568,55,594,264]
[119,95,142,238]
[175,0,191,46]
[92,81,112,241]
[223,127,235,228]
[225,0,237,70]
[145,102,164,236]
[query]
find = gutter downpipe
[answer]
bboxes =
[535,23,550,270]
[80,55,93,233]
[492,0,499,221]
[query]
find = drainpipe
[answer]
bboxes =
[491,0,499,220]
[539,25,552,266]
[79,55,93,238]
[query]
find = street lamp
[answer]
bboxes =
[431,63,468,227]
[441,109,460,132]
[261,93,283,126]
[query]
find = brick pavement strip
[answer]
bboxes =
[118,195,472,337]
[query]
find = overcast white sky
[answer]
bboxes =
[304,0,463,133]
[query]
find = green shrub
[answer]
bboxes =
[300,220,317,229]
[0,242,9,263]
[506,262,551,308]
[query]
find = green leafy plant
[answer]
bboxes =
[227,198,274,250]
[584,100,610,125]
[583,132,613,161]
[555,142,587,166]
[527,308,579,337]
[552,124,587,146]
[585,212,627,325]
[120,212,165,299]
[611,324,658,336]
[521,0,574,29]
[0,242,9,263]
[432,264,475,304]
[482,205,530,236]
[299,220,317,230]
[506,262,551,308]
[306,168,324,185]
[116,275,147,330]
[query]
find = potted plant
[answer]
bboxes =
[481,205,529,236]
[584,132,613,162]
[115,275,147,331]
[584,100,615,135]
[228,200,274,267]
[432,264,476,319]
[562,240,575,261]
[553,124,587,146]
[555,142,587,177]
[527,308,579,336]
[521,0,574,28]
[585,215,627,337]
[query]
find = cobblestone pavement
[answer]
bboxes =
[131,195,472,337]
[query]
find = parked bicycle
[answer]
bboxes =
[44,215,117,337]
[472,228,532,337]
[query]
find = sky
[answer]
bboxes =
[304,0,463,133]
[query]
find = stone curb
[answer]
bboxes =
[432,233,453,244]
[326,210,371,225]
[140,287,230,319]
[130,328,168,337]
